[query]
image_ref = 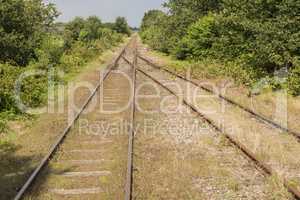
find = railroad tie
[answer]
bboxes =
[58,171,111,177]
[50,188,102,195]
[68,149,104,153]
[61,160,107,164]
[4,171,25,178]
[82,140,112,145]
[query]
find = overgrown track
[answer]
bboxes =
[134,63,300,200]
[13,38,300,199]
[124,38,137,200]
[13,38,135,200]
[138,54,300,142]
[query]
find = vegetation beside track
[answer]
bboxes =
[0,0,131,134]
[139,0,300,96]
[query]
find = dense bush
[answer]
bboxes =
[19,72,48,109]
[0,117,6,133]
[216,0,299,72]
[175,14,217,60]
[80,16,103,41]
[162,0,221,51]
[140,0,300,95]
[33,35,65,70]
[0,0,58,66]
[98,28,123,47]
[288,65,300,96]
[0,64,22,112]
[63,17,86,48]
[0,0,128,130]
[140,10,170,52]
[113,17,131,36]
[0,63,48,113]
[60,19,125,73]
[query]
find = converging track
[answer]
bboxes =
[137,54,300,142]
[13,36,300,200]
[133,48,300,199]
[135,66,300,200]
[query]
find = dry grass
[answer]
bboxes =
[142,48,300,133]
[133,71,292,199]
[141,57,300,193]
[138,43,300,195]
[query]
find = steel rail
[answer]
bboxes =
[122,55,133,66]
[13,40,131,200]
[124,37,137,200]
[138,54,300,142]
[136,66,300,200]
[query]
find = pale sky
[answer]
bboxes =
[45,0,165,27]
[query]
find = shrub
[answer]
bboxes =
[113,17,131,36]
[60,33,121,73]
[60,52,85,73]
[140,0,300,96]
[0,0,58,66]
[83,16,103,41]
[140,10,171,53]
[0,117,7,133]
[0,63,48,113]
[63,17,86,45]
[288,65,300,96]
[19,72,47,108]
[33,35,64,70]
[0,1,126,134]
[99,28,123,48]
[175,14,217,60]
[0,64,22,112]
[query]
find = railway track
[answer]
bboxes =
[13,37,300,200]
[133,59,300,199]
[124,40,137,200]
[137,54,300,142]
[13,37,137,200]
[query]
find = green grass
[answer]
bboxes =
[148,50,227,81]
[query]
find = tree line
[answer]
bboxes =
[140,0,300,96]
[0,0,131,133]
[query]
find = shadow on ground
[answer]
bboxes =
[0,141,36,199]
[0,140,75,200]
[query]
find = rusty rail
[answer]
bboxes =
[124,37,137,200]
[136,66,300,200]
[14,39,133,200]
[138,54,300,142]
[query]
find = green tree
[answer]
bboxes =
[163,0,221,50]
[140,0,300,95]
[114,17,131,36]
[103,22,115,30]
[175,14,217,59]
[140,10,170,52]
[140,0,222,54]
[80,16,103,41]
[217,0,300,72]
[63,17,85,49]
[0,0,58,66]
[140,10,166,32]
